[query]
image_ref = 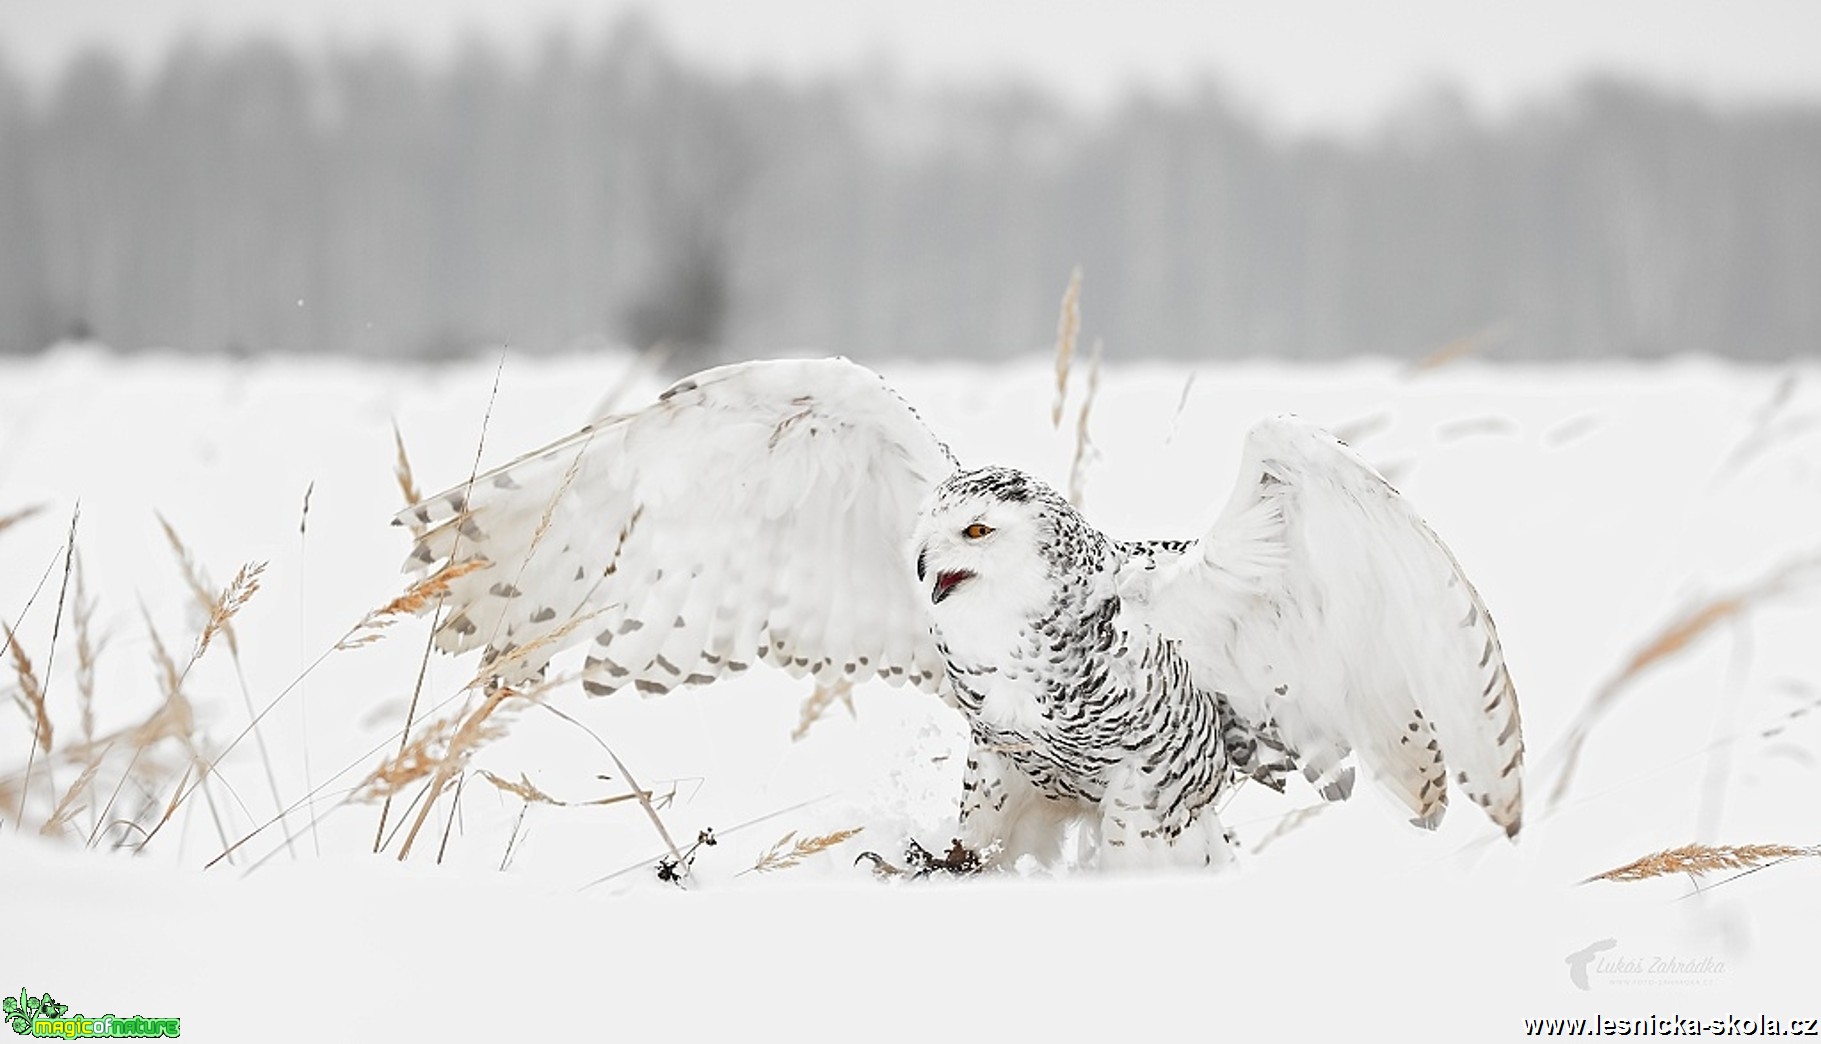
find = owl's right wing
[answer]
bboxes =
[1143,416,1523,838]
[395,357,958,698]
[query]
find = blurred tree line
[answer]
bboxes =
[1,19,1817,361]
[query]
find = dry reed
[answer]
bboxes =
[1249,804,1328,855]
[476,769,562,805]
[1585,843,1818,884]
[154,515,287,848]
[157,514,223,642]
[338,558,492,652]
[392,422,423,516]
[1051,267,1082,428]
[538,700,690,873]
[1408,335,1480,373]
[1548,553,1821,806]
[476,769,645,808]
[0,504,45,538]
[197,562,265,659]
[791,679,855,741]
[5,624,52,755]
[1407,324,1505,373]
[10,507,81,827]
[392,684,527,859]
[744,827,866,875]
[465,606,604,692]
[1162,371,1197,444]
[39,759,102,838]
[357,715,462,800]
[1716,372,1817,480]
[125,535,275,854]
[388,557,491,619]
[374,353,504,854]
[1067,338,1103,508]
[1758,679,1820,741]
[70,551,100,746]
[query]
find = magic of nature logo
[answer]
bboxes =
[4,988,180,1038]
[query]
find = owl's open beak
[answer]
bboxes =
[932,569,974,604]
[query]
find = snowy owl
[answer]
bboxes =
[397,357,1523,871]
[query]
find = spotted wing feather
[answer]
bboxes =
[1145,415,1524,837]
[396,358,957,698]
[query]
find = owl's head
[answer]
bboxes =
[911,467,1099,623]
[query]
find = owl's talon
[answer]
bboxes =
[855,839,983,879]
[904,838,984,876]
[854,850,904,878]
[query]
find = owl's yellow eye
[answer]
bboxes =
[963,522,994,539]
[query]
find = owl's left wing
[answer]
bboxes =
[395,357,957,698]
[1141,416,1523,837]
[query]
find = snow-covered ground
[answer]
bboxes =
[3,346,1819,1039]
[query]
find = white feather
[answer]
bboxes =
[1145,415,1524,836]
[397,357,957,698]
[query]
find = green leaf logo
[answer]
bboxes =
[3,989,66,1034]
[3,988,29,1035]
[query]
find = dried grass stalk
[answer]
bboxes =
[477,769,561,805]
[0,779,18,826]
[157,513,217,631]
[340,558,492,652]
[142,606,183,702]
[298,481,314,536]
[1409,334,1480,373]
[127,600,309,860]
[148,518,281,846]
[338,630,392,653]
[143,763,195,845]
[1249,803,1328,855]
[379,558,490,619]
[536,701,689,873]
[463,440,594,664]
[476,769,644,808]
[158,517,263,662]
[1612,598,1748,689]
[70,551,101,745]
[7,507,80,825]
[791,679,855,741]
[392,422,423,514]
[1758,680,1820,741]
[0,503,46,538]
[527,441,590,563]
[5,623,52,753]
[1549,554,1821,806]
[133,606,198,749]
[468,607,605,691]
[390,685,532,859]
[40,758,103,837]
[1716,372,1817,480]
[1051,267,1082,428]
[357,716,461,800]
[1408,325,1505,374]
[1585,843,1817,883]
[746,827,866,874]
[375,358,505,857]
[197,561,265,659]
[1163,371,1198,444]
[1067,338,1103,508]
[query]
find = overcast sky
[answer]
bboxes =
[4,0,1820,133]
